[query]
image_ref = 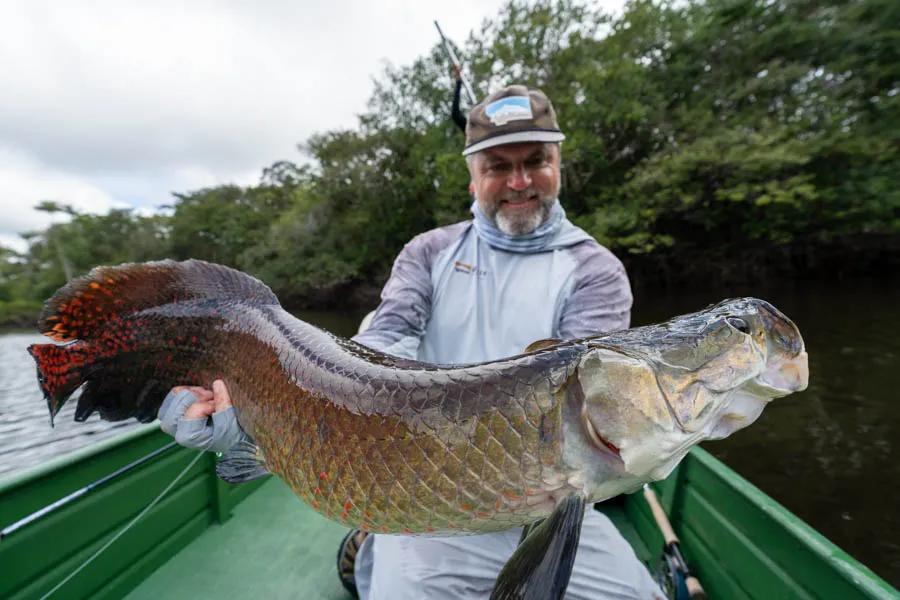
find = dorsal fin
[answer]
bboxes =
[39,259,279,342]
[524,338,562,353]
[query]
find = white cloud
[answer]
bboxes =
[0,0,623,243]
[0,146,117,249]
[0,1,508,172]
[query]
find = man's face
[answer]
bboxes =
[469,142,561,236]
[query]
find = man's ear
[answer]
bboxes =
[468,182,475,194]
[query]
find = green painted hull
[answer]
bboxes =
[0,428,896,599]
[625,450,897,599]
[0,426,264,599]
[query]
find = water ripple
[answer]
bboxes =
[0,333,142,478]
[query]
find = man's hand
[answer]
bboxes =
[158,380,243,453]
[180,380,232,419]
[179,386,214,419]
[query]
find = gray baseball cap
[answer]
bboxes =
[462,85,565,156]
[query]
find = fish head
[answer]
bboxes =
[573,298,808,489]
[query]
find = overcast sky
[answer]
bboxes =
[0,0,621,252]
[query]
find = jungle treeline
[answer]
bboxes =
[2,0,898,325]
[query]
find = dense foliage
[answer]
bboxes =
[2,0,897,322]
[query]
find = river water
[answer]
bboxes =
[0,282,897,585]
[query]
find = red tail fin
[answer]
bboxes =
[28,342,92,425]
[31,260,273,425]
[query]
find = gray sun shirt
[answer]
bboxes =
[353,210,632,363]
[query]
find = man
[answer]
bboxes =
[159,85,663,599]
[345,85,661,599]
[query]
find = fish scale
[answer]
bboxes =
[29,259,808,539]
[221,322,570,535]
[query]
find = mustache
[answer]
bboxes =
[499,189,551,202]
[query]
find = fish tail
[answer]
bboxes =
[28,342,93,425]
[31,259,278,425]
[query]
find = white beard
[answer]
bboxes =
[479,195,555,236]
[495,206,547,236]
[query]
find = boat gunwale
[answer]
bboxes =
[0,422,160,493]
[686,446,899,599]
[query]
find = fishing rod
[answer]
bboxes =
[434,20,477,105]
[0,440,178,541]
[643,484,707,600]
[39,449,204,600]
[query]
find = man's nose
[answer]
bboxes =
[507,165,532,191]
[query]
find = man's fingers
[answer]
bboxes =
[184,399,216,420]
[171,385,213,401]
[212,379,232,412]
[187,386,214,401]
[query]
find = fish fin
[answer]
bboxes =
[31,259,277,425]
[216,438,271,484]
[29,339,178,426]
[490,495,585,600]
[38,259,279,342]
[524,338,562,353]
[28,342,94,425]
[517,517,545,545]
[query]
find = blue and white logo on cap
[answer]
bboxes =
[485,96,533,126]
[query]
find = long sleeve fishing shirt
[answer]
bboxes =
[353,216,632,363]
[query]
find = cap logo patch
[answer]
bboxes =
[485,96,533,126]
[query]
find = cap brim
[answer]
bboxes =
[462,130,566,156]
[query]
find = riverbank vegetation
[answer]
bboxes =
[2,0,897,325]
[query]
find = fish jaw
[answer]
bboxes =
[756,298,809,394]
[759,348,809,394]
[704,318,809,440]
[569,298,810,495]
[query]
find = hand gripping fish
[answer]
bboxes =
[29,260,809,599]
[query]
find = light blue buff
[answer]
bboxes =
[470,199,565,253]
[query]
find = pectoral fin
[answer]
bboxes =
[490,495,586,600]
[524,338,563,353]
[216,438,270,483]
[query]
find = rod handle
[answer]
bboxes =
[687,575,707,599]
[643,484,679,544]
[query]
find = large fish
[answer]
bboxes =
[29,260,808,599]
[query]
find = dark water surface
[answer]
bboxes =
[630,277,900,587]
[0,282,897,585]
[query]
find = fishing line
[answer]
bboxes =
[40,450,205,600]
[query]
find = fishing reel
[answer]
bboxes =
[656,551,689,600]
[655,542,703,600]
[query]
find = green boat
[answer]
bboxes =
[1,424,896,600]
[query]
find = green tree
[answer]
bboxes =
[3,0,897,322]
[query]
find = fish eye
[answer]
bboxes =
[726,317,750,334]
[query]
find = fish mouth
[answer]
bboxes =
[580,403,622,458]
[706,349,808,439]
[760,350,809,394]
[756,300,809,393]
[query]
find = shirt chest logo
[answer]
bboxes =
[453,260,488,277]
